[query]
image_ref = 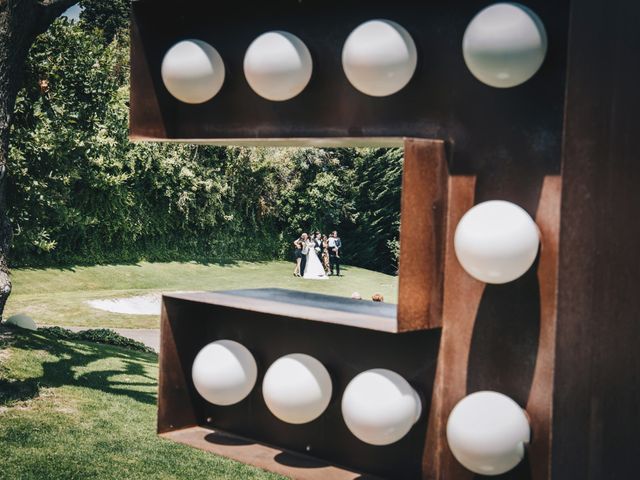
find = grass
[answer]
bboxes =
[5,261,398,329]
[0,325,285,480]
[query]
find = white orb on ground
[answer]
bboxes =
[342,19,417,97]
[243,31,313,101]
[161,40,225,104]
[5,314,37,331]
[341,368,422,445]
[454,200,539,284]
[191,340,257,406]
[262,353,332,424]
[463,3,547,88]
[447,391,530,475]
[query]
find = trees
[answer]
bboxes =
[0,0,78,317]
[79,0,128,43]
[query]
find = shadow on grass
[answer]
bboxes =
[10,257,386,277]
[10,256,279,272]
[0,326,158,407]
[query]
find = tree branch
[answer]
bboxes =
[33,0,79,34]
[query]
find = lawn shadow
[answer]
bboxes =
[10,256,279,272]
[0,326,158,407]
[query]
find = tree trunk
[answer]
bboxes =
[0,0,77,319]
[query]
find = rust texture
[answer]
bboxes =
[397,139,448,331]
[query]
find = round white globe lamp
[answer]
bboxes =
[342,19,417,97]
[161,39,225,103]
[454,200,539,284]
[5,314,37,331]
[463,3,547,88]
[262,353,332,424]
[447,391,531,475]
[341,369,422,445]
[243,31,313,101]
[191,340,257,406]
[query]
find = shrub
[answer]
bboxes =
[39,326,154,353]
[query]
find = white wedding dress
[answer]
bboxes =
[303,242,328,280]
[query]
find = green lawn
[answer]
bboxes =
[5,261,398,329]
[0,326,284,480]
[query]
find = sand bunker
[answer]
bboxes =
[87,293,162,315]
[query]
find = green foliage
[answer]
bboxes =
[79,0,130,44]
[349,148,403,272]
[8,19,402,273]
[38,326,153,352]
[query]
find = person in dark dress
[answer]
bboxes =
[294,233,309,277]
[293,236,303,277]
[328,230,342,276]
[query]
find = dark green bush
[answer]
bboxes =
[39,326,153,353]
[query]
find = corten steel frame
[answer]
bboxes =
[131,0,640,479]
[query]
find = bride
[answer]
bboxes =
[303,237,328,280]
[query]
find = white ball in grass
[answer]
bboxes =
[5,314,37,331]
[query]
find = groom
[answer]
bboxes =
[328,230,342,276]
[298,233,309,276]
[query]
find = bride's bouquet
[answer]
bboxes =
[314,246,321,254]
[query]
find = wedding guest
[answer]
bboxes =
[328,230,342,276]
[293,236,304,277]
[321,234,331,273]
[295,233,309,277]
[372,293,384,302]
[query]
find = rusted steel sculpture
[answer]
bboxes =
[130,0,640,478]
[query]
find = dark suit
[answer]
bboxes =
[329,238,341,275]
[296,239,308,276]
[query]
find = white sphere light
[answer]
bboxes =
[342,19,417,97]
[454,200,539,284]
[447,391,531,475]
[161,40,225,104]
[5,314,37,331]
[341,369,421,445]
[244,31,313,101]
[463,3,547,88]
[191,340,257,406]
[262,353,332,424]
